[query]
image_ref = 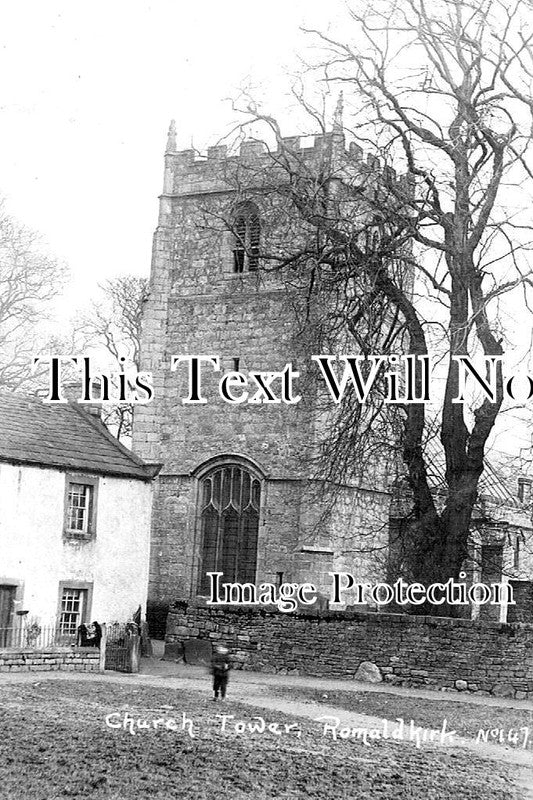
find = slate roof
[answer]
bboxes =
[0,392,159,480]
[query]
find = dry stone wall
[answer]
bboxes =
[166,603,533,699]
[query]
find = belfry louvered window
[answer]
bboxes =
[198,466,261,594]
[233,202,260,273]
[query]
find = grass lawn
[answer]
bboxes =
[268,686,533,745]
[0,679,524,799]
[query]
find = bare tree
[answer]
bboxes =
[223,0,533,598]
[0,203,66,390]
[81,275,149,440]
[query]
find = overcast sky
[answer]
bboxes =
[0,1,337,300]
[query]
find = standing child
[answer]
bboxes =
[211,645,231,701]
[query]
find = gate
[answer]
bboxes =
[104,623,140,673]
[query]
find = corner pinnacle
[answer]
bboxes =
[333,92,344,134]
[165,119,177,154]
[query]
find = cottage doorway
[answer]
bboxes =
[0,585,16,646]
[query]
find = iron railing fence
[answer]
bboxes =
[0,624,77,649]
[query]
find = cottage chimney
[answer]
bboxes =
[62,380,103,420]
[36,380,103,418]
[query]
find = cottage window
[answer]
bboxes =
[232,202,260,273]
[64,475,99,539]
[197,465,261,595]
[59,587,87,635]
[68,484,91,531]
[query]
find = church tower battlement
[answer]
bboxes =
[158,120,409,214]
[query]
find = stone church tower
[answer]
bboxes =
[133,117,393,622]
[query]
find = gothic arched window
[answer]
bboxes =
[198,465,261,594]
[233,202,260,273]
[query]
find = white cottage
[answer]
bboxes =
[0,392,159,640]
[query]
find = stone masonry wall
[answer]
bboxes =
[147,475,390,607]
[0,647,101,673]
[167,603,533,699]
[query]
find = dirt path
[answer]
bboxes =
[2,662,532,797]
